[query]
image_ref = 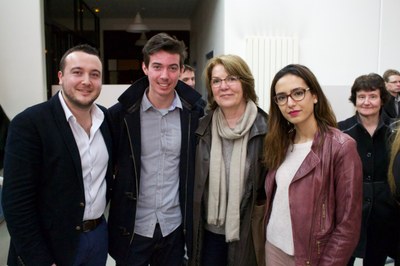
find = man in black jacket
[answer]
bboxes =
[2,44,113,266]
[382,69,400,126]
[108,33,204,266]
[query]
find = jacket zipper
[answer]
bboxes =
[306,200,317,265]
[306,198,327,264]
[124,118,139,245]
[17,256,26,266]
[321,202,326,232]
[183,113,191,237]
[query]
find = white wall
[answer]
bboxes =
[0,0,46,119]
[379,0,400,71]
[192,0,400,121]
[191,0,225,100]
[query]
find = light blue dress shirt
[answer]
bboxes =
[134,90,182,238]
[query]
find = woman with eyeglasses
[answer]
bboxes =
[190,54,268,266]
[339,73,398,266]
[263,64,362,266]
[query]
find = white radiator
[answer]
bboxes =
[246,36,299,111]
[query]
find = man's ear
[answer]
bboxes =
[142,62,148,75]
[58,71,63,85]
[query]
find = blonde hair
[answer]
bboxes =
[204,54,258,110]
[388,127,400,195]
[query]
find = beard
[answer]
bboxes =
[61,88,100,111]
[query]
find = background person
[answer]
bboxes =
[191,54,268,266]
[339,73,398,266]
[179,64,196,88]
[179,64,207,109]
[0,105,9,170]
[107,33,204,266]
[2,44,113,266]
[0,105,9,224]
[263,64,362,266]
[388,127,400,265]
[382,69,400,125]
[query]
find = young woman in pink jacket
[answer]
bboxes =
[263,64,363,266]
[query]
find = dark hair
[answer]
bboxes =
[142,33,187,68]
[183,64,195,73]
[204,54,258,110]
[264,64,337,169]
[348,73,390,105]
[59,44,101,72]
[383,69,400,82]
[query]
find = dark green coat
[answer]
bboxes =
[191,108,268,266]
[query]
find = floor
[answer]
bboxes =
[0,219,396,266]
[0,172,394,266]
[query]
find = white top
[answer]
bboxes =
[59,92,108,221]
[266,140,312,255]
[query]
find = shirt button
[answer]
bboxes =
[80,202,85,207]
[366,152,372,157]
[75,226,81,231]
[366,175,372,181]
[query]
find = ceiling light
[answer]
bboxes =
[135,33,148,46]
[127,12,149,33]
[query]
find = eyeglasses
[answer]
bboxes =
[274,88,310,106]
[211,75,240,88]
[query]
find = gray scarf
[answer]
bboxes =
[207,100,258,241]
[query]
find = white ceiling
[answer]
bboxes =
[49,0,200,19]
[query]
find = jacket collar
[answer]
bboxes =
[355,112,386,131]
[196,107,268,139]
[49,93,83,180]
[118,76,202,113]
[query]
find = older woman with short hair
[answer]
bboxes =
[191,54,268,266]
[339,73,398,265]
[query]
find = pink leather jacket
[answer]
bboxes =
[264,127,362,266]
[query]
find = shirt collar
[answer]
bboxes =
[58,90,104,124]
[141,88,183,112]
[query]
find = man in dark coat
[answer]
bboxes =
[2,44,113,266]
[382,69,400,126]
[108,33,204,266]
